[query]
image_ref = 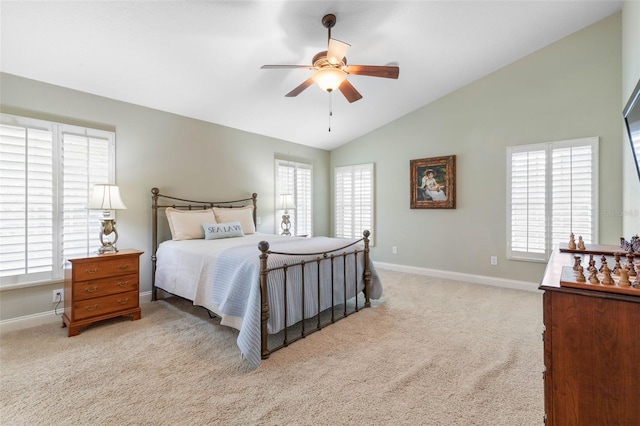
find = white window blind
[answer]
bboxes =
[507,137,598,261]
[335,163,374,244]
[0,114,115,287]
[275,160,312,237]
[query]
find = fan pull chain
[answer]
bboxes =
[328,92,332,132]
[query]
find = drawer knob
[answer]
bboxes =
[118,298,129,305]
[117,281,129,287]
[85,285,99,293]
[84,304,98,311]
[118,264,130,270]
[85,267,99,274]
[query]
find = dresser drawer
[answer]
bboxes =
[73,256,139,282]
[73,274,139,301]
[72,290,139,321]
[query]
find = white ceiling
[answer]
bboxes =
[0,1,623,151]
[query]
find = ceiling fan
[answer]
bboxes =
[261,14,399,103]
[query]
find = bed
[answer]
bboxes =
[150,188,382,367]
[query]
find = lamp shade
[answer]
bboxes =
[312,67,347,92]
[86,184,127,210]
[279,194,296,210]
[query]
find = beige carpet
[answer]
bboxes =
[0,269,543,425]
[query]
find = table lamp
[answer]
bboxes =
[86,184,127,253]
[279,194,296,236]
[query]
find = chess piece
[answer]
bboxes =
[626,254,637,277]
[588,255,596,273]
[621,235,640,253]
[588,268,600,284]
[573,255,582,271]
[577,236,585,250]
[620,236,631,251]
[632,273,640,289]
[568,233,576,250]
[601,262,613,285]
[576,266,586,282]
[618,266,630,287]
[612,253,622,275]
[599,255,607,273]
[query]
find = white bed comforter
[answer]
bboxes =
[155,233,382,367]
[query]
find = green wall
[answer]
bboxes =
[0,75,330,320]
[622,1,640,235]
[0,10,632,324]
[331,13,623,285]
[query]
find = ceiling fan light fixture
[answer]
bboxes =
[312,67,347,92]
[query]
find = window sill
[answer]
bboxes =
[0,278,65,292]
[506,255,548,263]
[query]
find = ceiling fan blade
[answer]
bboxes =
[261,65,314,70]
[345,65,399,79]
[338,79,363,103]
[327,38,350,65]
[285,77,315,97]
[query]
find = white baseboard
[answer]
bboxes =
[0,310,62,334]
[373,261,541,293]
[0,291,154,335]
[1,269,538,334]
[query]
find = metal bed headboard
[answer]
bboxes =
[150,187,257,300]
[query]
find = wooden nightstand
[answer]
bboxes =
[62,249,143,336]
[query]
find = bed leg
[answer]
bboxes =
[259,241,271,359]
[151,253,158,301]
[363,230,371,308]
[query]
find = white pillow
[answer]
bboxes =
[202,221,244,240]
[213,205,256,234]
[165,207,217,240]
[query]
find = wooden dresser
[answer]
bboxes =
[539,247,640,425]
[62,249,143,336]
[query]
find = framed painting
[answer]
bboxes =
[410,155,456,209]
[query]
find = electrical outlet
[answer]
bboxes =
[53,289,64,303]
[392,246,398,254]
[256,216,262,225]
[490,256,498,266]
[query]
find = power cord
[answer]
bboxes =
[54,293,63,316]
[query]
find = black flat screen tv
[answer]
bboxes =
[623,79,640,182]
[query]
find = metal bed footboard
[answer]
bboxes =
[258,230,371,359]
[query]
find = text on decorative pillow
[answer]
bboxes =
[203,221,244,240]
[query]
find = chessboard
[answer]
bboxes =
[558,242,633,256]
[560,266,640,296]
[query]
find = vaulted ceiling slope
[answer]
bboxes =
[0,1,623,150]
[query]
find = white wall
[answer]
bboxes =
[330,13,623,284]
[0,74,330,320]
[622,1,640,235]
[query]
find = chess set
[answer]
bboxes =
[559,234,640,296]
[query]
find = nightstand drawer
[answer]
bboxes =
[73,274,139,301]
[74,257,139,282]
[72,290,139,321]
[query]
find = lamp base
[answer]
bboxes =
[281,212,292,236]
[97,217,120,254]
[97,243,119,254]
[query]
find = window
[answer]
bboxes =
[275,159,312,237]
[335,163,374,244]
[0,114,115,287]
[507,137,598,262]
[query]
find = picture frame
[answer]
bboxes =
[410,155,456,209]
[623,78,640,182]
